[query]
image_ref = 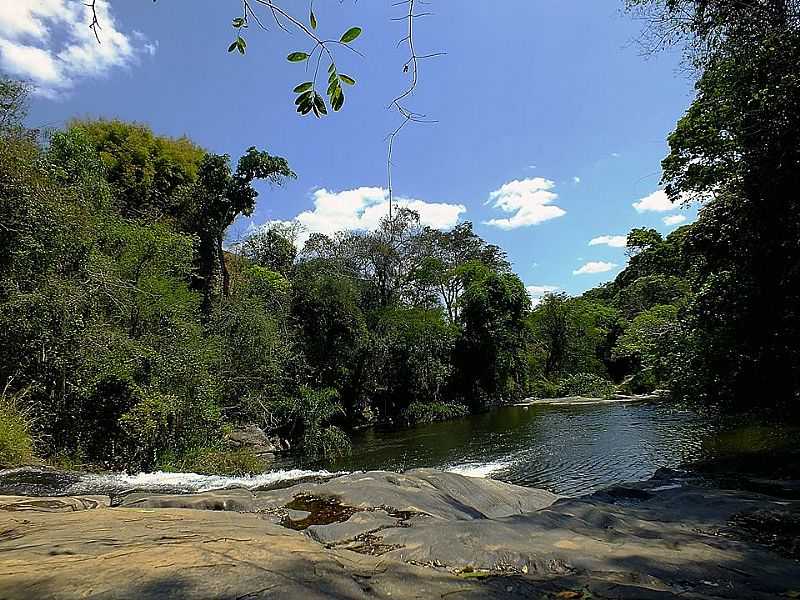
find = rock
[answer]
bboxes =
[226,424,278,456]
[0,495,109,512]
[2,470,800,599]
[304,510,398,544]
[117,469,559,519]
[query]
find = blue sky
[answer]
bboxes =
[2,1,697,301]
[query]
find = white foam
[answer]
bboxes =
[66,468,346,495]
[445,460,512,478]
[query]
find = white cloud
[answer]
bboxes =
[573,176,581,184]
[588,234,627,248]
[611,152,621,158]
[266,186,466,247]
[573,261,617,275]
[526,285,559,307]
[483,178,566,230]
[632,190,675,213]
[0,0,154,97]
[663,214,687,226]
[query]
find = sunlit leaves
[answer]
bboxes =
[287,52,309,62]
[340,27,362,43]
[228,36,246,54]
[310,8,317,29]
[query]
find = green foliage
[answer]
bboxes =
[613,304,679,388]
[454,271,531,409]
[404,401,469,425]
[556,373,616,399]
[0,389,34,468]
[287,19,362,117]
[625,0,800,410]
[159,447,264,476]
[69,119,205,219]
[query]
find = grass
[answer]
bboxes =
[0,390,34,468]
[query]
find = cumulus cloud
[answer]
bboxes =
[588,235,627,248]
[483,178,566,230]
[573,261,617,275]
[0,0,154,97]
[264,186,466,247]
[573,176,581,184]
[526,284,559,307]
[663,214,687,226]
[632,190,676,213]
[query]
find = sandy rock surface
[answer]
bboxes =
[1,468,799,599]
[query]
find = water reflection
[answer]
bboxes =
[317,402,720,496]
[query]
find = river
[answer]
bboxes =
[1,399,793,498]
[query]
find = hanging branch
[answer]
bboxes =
[86,0,101,43]
[386,0,444,221]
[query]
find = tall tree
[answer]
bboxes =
[629,0,800,409]
[190,147,295,311]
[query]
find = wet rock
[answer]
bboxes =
[0,466,82,497]
[304,510,399,544]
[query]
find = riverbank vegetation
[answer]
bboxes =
[0,85,533,470]
[2,0,799,471]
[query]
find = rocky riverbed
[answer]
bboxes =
[1,465,799,599]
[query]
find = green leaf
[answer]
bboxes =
[328,71,338,84]
[339,74,356,86]
[313,93,327,115]
[232,17,245,28]
[328,63,335,74]
[228,41,238,53]
[340,27,362,44]
[293,82,313,93]
[236,37,246,54]
[295,91,313,106]
[327,79,339,96]
[332,89,345,111]
[287,52,310,62]
[310,8,317,29]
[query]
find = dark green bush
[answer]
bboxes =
[556,373,616,398]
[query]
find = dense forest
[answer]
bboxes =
[2,0,799,474]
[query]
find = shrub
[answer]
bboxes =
[0,391,34,468]
[404,401,469,425]
[556,373,616,398]
[527,379,560,399]
[158,447,265,476]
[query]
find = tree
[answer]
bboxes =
[629,0,800,409]
[189,147,295,311]
[454,271,531,409]
[239,223,300,276]
[413,222,510,323]
[71,119,205,219]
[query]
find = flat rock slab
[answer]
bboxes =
[0,495,109,512]
[2,470,800,599]
[119,469,560,521]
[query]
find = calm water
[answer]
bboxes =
[301,401,793,496]
[3,399,793,498]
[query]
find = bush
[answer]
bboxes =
[556,373,616,398]
[404,401,469,425]
[526,379,560,399]
[0,392,34,468]
[303,425,351,459]
[158,447,264,476]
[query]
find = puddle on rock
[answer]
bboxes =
[280,495,362,530]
